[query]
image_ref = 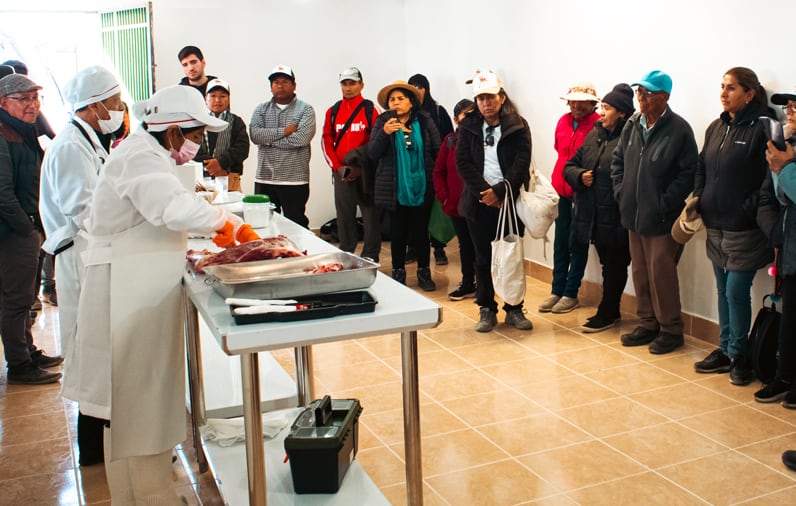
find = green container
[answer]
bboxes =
[242,194,270,204]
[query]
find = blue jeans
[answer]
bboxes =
[712,264,756,359]
[552,197,588,298]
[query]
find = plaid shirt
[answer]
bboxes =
[249,97,316,184]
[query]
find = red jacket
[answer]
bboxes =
[433,132,464,217]
[551,111,599,198]
[321,95,379,170]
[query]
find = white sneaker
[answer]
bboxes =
[551,296,579,314]
[538,295,561,313]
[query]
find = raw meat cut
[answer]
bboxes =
[189,235,306,273]
[310,262,344,274]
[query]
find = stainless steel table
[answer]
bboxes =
[183,215,440,505]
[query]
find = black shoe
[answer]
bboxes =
[392,268,406,285]
[783,390,796,410]
[755,379,791,403]
[620,326,659,347]
[783,450,796,471]
[42,289,58,306]
[475,307,497,333]
[448,283,476,301]
[729,356,755,386]
[417,267,436,291]
[30,350,64,369]
[581,315,616,333]
[648,332,684,355]
[694,348,731,374]
[31,297,42,311]
[405,247,417,264]
[7,363,62,385]
[434,248,448,265]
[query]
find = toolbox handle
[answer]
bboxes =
[314,395,333,426]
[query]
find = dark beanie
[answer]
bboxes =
[602,83,635,117]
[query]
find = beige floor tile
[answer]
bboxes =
[557,397,668,438]
[425,325,505,349]
[551,344,642,374]
[659,450,795,504]
[427,459,559,504]
[0,386,65,418]
[76,464,112,504]
[311,341,378,369]
[390,429,509,477]
[355,446,407,488]
[334,380,432,414]
[627,381,741,419]
[567,471,707,505]
[440,389,545,427]
[525,494,580,505]
[451,339,540,368]
[692,372,764,403]
[384,348,473,378]
[535,305,596,330]
[314,358,400,391]
[638,345,719,379]
[420,367,507,402]
[585,362,685,395]
[0,470,79,505]
[379,482,449,506]
[0,437,74,481]
[739,485,796,505]
[362,402,468,446]
[482,356,576,388]
[357,422,384,450]
[603,421,727,468]
[512,327,602,355]
[357,333,443,358]
[430,307,478,331]
[515,375,620,411]
[679,405,796,448]
[518,440,645,491]
[736,433,796,469]
[0,409,69,446]
[479,412,591,455]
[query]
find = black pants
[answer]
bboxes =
[452,216,476,287]
[778,275,796,383]
[0,231,41,368]
[254,182,310,228]
[389,199,433,270]
[593,237,631,320]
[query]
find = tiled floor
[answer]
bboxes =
[3,240,796,505]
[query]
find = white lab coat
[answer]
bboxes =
[72,128,226,460]
[39,117,107,400]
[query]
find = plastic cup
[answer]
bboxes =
[215,175,228,194]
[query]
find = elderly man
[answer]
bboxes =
[249,64,316,228]
[40,66,124,464]
[611,70,698,354]
[0,74,63,384]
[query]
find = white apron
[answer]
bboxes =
[58,232,88,401]
[75,219,187,461]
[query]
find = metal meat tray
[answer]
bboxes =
[202,252,379,299]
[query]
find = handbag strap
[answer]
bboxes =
[495,180,519,241]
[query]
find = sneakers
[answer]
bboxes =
[783,390,796,410]
[505,309,533,330]
[755,379,791,403]
[694,348,731,374]
[620,326,659,347]
[448,283,476,301]
[649,332,684,354]
[581,315,616,333]
[42,288,58,306]
[417,267,436,291]
[434,248,448,265]
[30,350,64,369]
[7,362,62,385]
[476,307,498,333]
[392,268,406,285]
[551,296,579,314]
[538,295,561,313]
[729,357,755,386]
[783,450,796,472]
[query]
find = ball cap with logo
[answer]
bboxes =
[206,78,230,94]
[133,85,227,132]
[467,68,503,98]
[339,67,362,83]
[268,64,295,83]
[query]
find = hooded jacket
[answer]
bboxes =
[433,132,465,217]
[0,108,43,239]
[610,106,698,236]
[564,118,628,245]
[552,111,599,198]
[695,102,774,271]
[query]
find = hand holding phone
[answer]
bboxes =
[760,116,786,151]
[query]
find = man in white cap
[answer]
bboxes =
[0,73,63,385]
[249,64,316,228]
[39,65,124,465]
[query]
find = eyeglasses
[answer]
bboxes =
[5,94,41,105]
[635,88,657,98]
[782,104,796,114]
[484,126,495,147]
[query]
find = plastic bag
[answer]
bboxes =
[516,168,559,239]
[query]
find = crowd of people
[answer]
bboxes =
[3,45,796,502]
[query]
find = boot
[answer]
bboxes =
[417,267,436,291]
[392,268,406,285]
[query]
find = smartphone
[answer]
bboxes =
[760,116,786,151]
[383,109,398,121]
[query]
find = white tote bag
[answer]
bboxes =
[516,166,559,240]
[491,182,526,306]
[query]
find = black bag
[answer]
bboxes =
[319,218,364,244]
[749,294,780,384]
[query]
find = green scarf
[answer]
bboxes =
[394,119,425,206]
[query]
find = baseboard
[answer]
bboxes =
[527,260,719,346]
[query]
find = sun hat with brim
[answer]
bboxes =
[632,70,673,94]
[63,66,121,111]
[771,89,796,105]
[133,85,228,132]
[561,81,598,102]
[0,74,41,97]
[671,195,703,244]
[377,80,421,109]
[466,68,503,98]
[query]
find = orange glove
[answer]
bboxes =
[212,220,236,248]
[236,224,260,243]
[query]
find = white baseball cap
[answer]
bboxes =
[268,64,295,82]
[206,78,230,94]
[63,66,121,111]
[468,68,503,98]
[133,85,228,132]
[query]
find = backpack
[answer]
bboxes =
[749,294,780,384]
[330,99,375,148]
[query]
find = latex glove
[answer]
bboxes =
[236,224,260,243]
[212,213,245,248]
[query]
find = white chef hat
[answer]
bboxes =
[63,66,121,111]
[133,85,227,132]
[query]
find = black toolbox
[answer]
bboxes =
[284,396,363,494]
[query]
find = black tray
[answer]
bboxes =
[230,291,377,325]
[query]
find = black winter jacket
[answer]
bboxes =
[695,103,774,271]
[610,107,698,236]
[758,135,796,276]
[0,108,43,240]
[195,112,250,176]
[455,111,532,220]
[564,119,627,245]
[367,111,440,211]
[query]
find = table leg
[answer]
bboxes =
[241,353,267,505]
[293,345,315,406]
[401,330,423,505]
[183,290,208,473]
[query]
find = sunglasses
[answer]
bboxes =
[484,126,495,147]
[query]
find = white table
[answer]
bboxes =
[183,215,441,505]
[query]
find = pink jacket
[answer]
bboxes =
[552,111,599,198]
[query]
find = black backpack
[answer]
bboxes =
[749,294,780,384]
[330,99,374,148]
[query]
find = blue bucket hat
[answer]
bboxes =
[632,70,672,94]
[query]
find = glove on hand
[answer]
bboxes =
[236,224,260,243]
[212,213,245,248]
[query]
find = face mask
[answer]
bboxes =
[95,102,125,134]
[169,130,200,165]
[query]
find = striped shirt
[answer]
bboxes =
[249,97,316,184]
